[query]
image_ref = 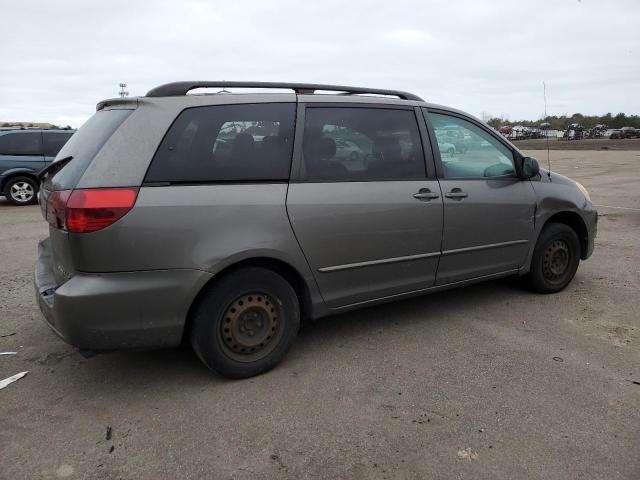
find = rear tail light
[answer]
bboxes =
[46,190,72,229]
[46,188,139,233]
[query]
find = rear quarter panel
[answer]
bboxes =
[68,183,317,283]
[0,160,44,189]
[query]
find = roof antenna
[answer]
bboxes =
[543,81,552,180]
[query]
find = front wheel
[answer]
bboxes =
[4,176,38,206]
[527,223,581,293]
[190,267,300,378]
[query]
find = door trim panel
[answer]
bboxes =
[318,251,440,273]
[442,239,528,256]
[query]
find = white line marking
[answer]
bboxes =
[0,371,28,390]
[594,205,640,211]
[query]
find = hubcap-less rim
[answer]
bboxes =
[10,182,34,202]
[220,293,281,361]
[543,240,571,282]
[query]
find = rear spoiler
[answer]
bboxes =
[38,156,73,181]
[96,97,139,111]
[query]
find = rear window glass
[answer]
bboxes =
[43,132,74,157]
[49,109,132,190]
[145,103,296,183]
[0,131,43,155]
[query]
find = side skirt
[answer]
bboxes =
[314,269,520,318]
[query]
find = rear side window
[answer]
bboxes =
[145,103,296,183]
[49,109,133,190]
[302,107,425,181]
[0,132,43,155]
[43,132,73,157]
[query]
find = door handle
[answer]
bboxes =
[413,188,440,200]
[444,188,468,199]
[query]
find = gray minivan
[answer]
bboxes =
[34,82,597,378]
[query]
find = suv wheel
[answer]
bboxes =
[190,267,300,378]
[528,223,580,293]
[4,176,38,206]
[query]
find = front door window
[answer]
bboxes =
[430,113,515,179]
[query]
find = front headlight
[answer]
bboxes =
[575,181,591,202]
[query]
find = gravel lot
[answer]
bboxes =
[1,150,638,479]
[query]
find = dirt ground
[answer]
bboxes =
[514,137,640,151]
[1,150,639,479]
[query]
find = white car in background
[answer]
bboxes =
[437,141,456,156]
[334,138,363,161]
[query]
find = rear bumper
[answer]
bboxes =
[34,238,212,350]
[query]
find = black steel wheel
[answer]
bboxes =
[219,293,283,362]
[528,223,581,293]
[190,267,300,378]
[542,239,571,283]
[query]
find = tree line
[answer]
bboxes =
[486,113,640,130]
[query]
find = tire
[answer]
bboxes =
[447,147,455,157]
[4,176,38,206]
[527,223,581,293]
[190,267,300,379]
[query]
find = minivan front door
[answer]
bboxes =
[287,105,443,308]
[426,110,536,284]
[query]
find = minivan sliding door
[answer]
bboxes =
[287,105,443,309]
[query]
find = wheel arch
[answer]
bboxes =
[0,169,39,191]
[182,256,315,343]
[541,211,589,259]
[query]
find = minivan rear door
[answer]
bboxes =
[40,108,133,285]
[0,130,46,175]
[43,131,74,164]
[287,103,443,309]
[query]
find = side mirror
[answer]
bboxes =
[521,156,540,178]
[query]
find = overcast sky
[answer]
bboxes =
[1,0,639,127]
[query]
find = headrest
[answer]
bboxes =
[374,135,401,162]
[233,133,255,151]
[318,137,336,159]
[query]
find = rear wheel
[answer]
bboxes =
[4,176,38,206]
[527,223,580,293]
[190,267,300,378]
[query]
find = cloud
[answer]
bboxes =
[383,29,438,45]
[1,0,639,127]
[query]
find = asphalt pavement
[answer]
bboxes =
[1,149,638,479]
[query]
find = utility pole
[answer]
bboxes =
[543,81,547,119]
[119,83,129,98]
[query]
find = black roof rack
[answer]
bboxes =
[145,81,423,101]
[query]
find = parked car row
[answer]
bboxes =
[607,127,640,139]
[0,128,74,205]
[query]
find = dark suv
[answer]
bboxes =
[0,128,74,205]
[34,82,597,378]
